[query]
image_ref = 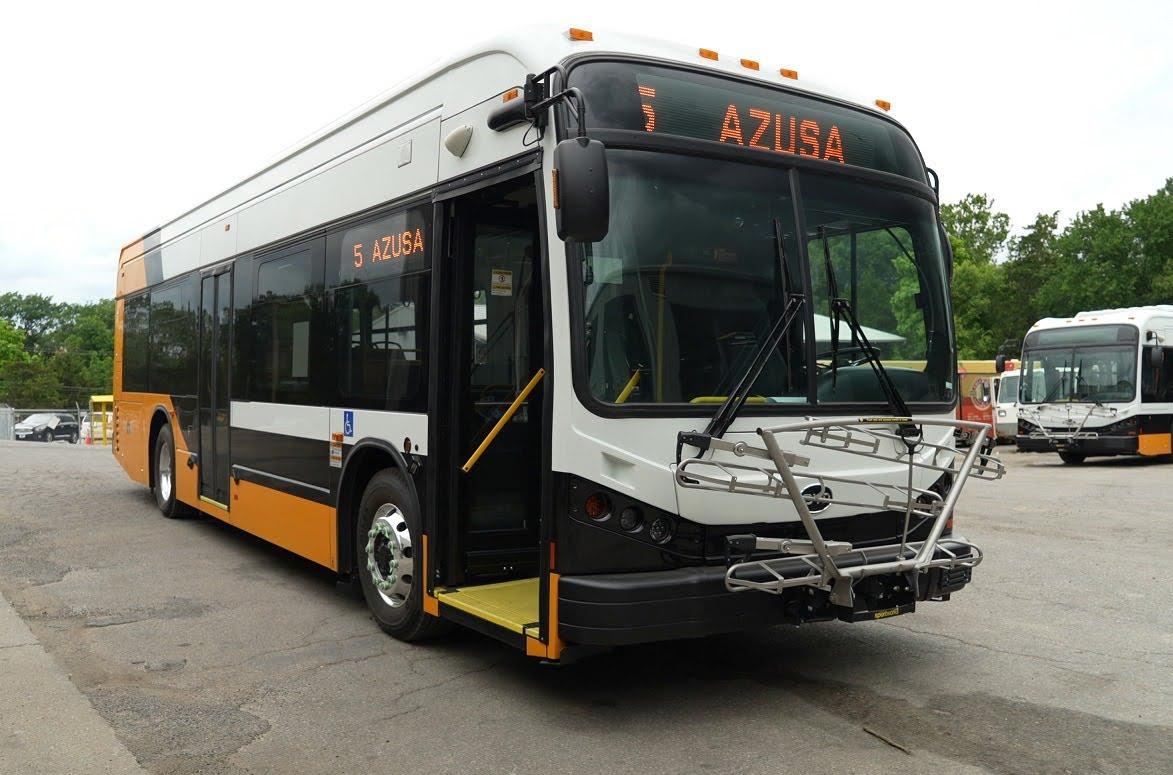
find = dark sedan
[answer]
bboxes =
[13,413,80,443]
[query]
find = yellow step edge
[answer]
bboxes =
[435,577,540,634]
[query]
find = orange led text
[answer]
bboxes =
[353,229,426,269]
[718,104,845,163]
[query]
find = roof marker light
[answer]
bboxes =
[740,58,759,71]
[780,68,798,79]
[875,99,892,112]
[567,28,594,41]
[503,88,519,102]
[699,48,719,61]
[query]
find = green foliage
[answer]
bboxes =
[945,179,1173,359]
[0,294,113,407]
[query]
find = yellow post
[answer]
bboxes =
[461,368,545,473]
[614,369,642,404]
[90,394,114,446]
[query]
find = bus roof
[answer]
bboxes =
[117,26,912,291]
[1028,306,1173,334]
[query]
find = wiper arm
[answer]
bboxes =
[676,219,804,462]
[820,227,917,440]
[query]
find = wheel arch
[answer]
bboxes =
[336,438,417,577]
[146,404,173,489]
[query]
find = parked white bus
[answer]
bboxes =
[113,27,1000,662]
[1015,306,1173,463]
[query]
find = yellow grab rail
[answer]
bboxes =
[461,368,546,473]
[614,368,642,404]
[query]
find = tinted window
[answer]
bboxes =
[335,274,429,411]
[331,204,432,411]
[149,275,199,395]
[122,292,150,391]
[251,242,322,404]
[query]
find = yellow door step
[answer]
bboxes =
[435,577,540,634]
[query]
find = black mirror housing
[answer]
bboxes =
[995,354,1008,374]
[1150,345,1165,369]
[554,137,609,242]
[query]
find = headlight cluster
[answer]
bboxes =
[569,478,679,547]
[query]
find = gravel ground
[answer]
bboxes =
[0,439,1170,774]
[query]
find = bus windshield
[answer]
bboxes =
[578,150,953,407]
[1021,325,1139,404]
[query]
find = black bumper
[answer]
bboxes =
[559,540,975,646]
[1016,434,1137,455]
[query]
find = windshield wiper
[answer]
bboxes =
[817,226,918,441]
[676,219,804,462]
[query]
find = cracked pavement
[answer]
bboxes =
[0,440,1170,774]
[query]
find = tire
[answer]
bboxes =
[43,430,54,442]
[1059,451,1085,465]
[69,430,79,444]
[153,424,187,518]
[356,468,449,642]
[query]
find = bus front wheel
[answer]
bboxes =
[356,469,449,642]
[1058,451,1085,465]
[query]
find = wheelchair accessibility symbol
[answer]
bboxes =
[343,410,355,438]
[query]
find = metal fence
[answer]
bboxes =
[0,407,89,443]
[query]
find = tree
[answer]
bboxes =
[0,319,29,369]
[0,293,63,355]
[0,359,62,408]
[941,194,1010,266]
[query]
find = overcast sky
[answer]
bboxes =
[1,1,1169,303]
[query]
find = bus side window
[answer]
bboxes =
[252,244,322,405]
[122,292,151,392]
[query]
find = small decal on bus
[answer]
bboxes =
[343,410,355,437]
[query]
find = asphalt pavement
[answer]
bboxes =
[0,439,1169,774]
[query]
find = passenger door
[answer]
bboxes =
[198,265,232,508]
[440,175,544,583]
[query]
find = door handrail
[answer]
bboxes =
[461,368,545,473]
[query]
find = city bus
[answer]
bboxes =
[1015,306,1173,463]
[112,27,999,662]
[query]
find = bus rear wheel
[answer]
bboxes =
[356,468,448,642]
[1058,451,1085,465]
[153,424,188,519]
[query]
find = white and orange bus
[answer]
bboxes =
[113,27,998,662]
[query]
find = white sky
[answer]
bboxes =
[1,0,1170,303]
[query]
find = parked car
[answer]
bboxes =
[80,411,113,443]
[14,413,80,443]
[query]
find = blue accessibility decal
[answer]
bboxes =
[343,410,355,438]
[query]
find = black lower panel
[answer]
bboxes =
[559,540,974,647]
[231,427,331,492]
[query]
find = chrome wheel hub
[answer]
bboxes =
[365,505,413,608]
[158,444,173,502]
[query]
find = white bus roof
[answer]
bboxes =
[1028,305,1173,335]
[118,25,904,285]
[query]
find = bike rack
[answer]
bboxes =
[675,417,1003,606]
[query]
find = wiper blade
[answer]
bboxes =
[677,219,804,462]
[819,227,916,440]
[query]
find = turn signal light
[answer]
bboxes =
[584,492,612,521]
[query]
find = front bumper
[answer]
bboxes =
[1016,434,1137,456]
[559,539,976,646]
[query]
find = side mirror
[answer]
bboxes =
[995,354,1008,374]
[554,137,609,242]
[1151,346,1165,369]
